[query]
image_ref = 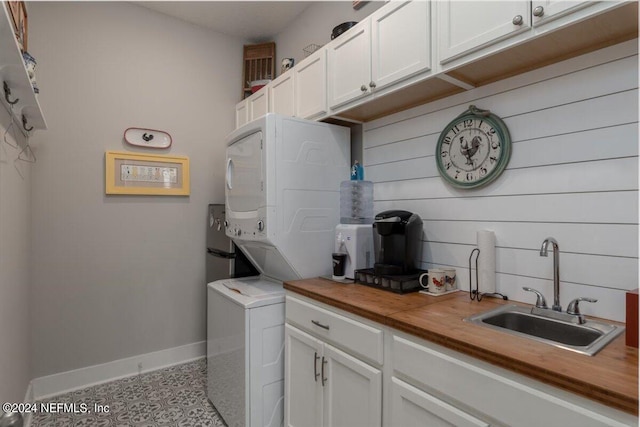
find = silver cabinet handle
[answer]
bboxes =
[311,320,330,330]
[321,356,327,386]
[369,81,376,88]
[533,6,544,17]
[512,15,523,25]
[314,352,320,382]
[360,85,367,92]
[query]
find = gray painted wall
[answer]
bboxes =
[28,2,243,377]
[0,112,32,402]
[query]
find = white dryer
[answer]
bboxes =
[207,277,285,427]
[224,113,351,281]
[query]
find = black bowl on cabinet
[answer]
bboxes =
[331,21,358,39]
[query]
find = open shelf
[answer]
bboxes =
[0,2,46,133]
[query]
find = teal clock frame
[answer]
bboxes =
[435,105,512,189]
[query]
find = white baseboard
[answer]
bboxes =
[31,341,206,400]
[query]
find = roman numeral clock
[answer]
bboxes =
[436,105,511,189]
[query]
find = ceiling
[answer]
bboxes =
[133,1,313,41]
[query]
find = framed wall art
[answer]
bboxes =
[105,151,190,196]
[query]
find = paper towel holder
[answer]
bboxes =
[468,248,508,301]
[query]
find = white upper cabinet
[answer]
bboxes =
[438,0,531,64]
[248,88,269,121]
[269,71,295,117]
[295,48,328,120]
[235,99,249,129]
[531,0,592,27]
[327,20,372,109]
[371,0,431,91]
[234,0,634,125]
[328,0,432,111]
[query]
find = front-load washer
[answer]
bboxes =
[207,277,285,427]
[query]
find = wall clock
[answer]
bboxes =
[436,105,511,189]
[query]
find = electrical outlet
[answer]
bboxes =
[137,362,143,375]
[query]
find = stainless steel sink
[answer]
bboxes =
[464,305,624,356]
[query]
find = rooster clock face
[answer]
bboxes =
[436,105,511,189]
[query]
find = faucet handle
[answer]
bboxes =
[566,297,598,316]
[523,287,548,309]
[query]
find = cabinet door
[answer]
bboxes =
[322,343,382,427]
[249,89,269,121]
[285,325,322,427]
[270,72,295,117]
[438,1,530,64]
[235,100,249,129]
[390,377,489,427]
[371,0,431,91]
[531,0,592,27]
[295,49,327,120]
[327,20,371,109]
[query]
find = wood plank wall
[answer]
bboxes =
[363,40,638,322]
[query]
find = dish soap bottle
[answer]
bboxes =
[351,160,364,181]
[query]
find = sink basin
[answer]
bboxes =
[464,305,624,356]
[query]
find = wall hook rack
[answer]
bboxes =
[3,81,19,105]
[22,115,32,132]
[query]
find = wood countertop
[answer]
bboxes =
[283,278,639,415]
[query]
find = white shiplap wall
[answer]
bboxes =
[363,40,638,322]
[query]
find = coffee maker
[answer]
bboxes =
[373,210,423,276]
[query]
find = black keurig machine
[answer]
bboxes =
[373,210,423,276]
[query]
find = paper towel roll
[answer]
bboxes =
[477,230,496,294]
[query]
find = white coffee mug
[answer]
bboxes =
[419,269,446,294]
[443,268,457,291]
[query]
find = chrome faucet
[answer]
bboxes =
[540,237,561,311]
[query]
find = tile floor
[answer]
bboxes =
[31,358,226,427]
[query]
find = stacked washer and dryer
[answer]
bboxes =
[207,114,350,427]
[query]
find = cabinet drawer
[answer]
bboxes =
[286,296,383,365]
[391,377,489,427]
[392,335,634,427]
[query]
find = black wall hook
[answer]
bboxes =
[4,81,19,105]
[22,115,33,132]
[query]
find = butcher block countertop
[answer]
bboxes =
[283,277,639,415]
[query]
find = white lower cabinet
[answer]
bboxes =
[392,334,637,427]
[284,293,636,427]
[285,324,322,427]
[285,324,382,427]
[390,377,489,427]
